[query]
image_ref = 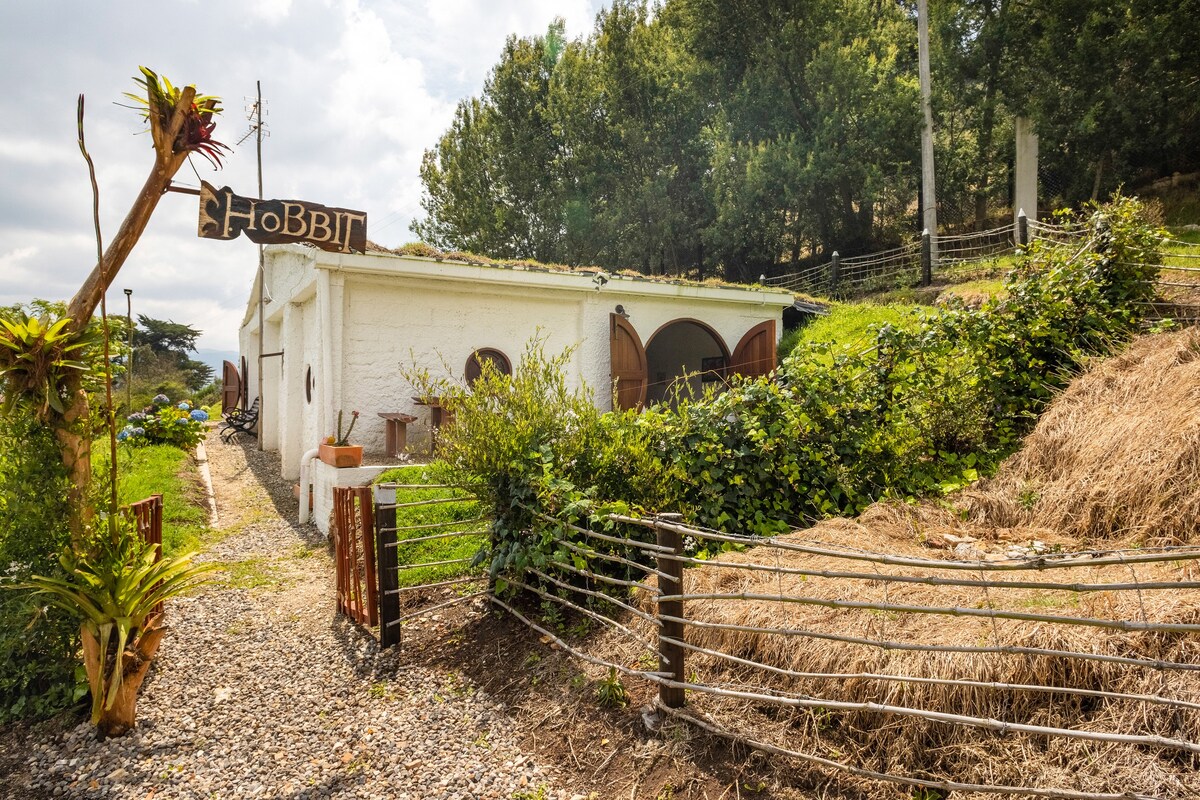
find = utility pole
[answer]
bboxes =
[244,81,267,450]
[124,288,132,412]
[918,0,939,270]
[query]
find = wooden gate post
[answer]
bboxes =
[655,519,686,708]
[1018,208,1029,247]
[830,251,841,296]
[921,229,933,286]
[374,484,401,648]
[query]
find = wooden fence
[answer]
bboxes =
[333,484,487,644]
[764,212,1078,296]
[126,494,164,614]
[126,493,163,558]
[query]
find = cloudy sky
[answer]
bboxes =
[0,0,603,351]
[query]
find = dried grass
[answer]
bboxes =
[965,328,1200,546]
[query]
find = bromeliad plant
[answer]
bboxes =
[0,311,98,421]
[123,67,231,168]
[17,517,217,736]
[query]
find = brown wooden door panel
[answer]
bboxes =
[221,360,242,413]
[730,320,777,379]
[610,314,647,410]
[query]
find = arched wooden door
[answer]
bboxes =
[730,320,777,379]
[222,360,242,413]
[610,314,647,410]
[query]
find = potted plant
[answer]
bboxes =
[319,410,363,467]
[16,518,216,736]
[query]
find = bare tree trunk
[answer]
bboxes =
[1091,151,1110,201]
[67,87,194,326]
[53,85,196,541]
[53,376,92,540]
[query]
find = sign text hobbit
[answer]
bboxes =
[197,181,367,254]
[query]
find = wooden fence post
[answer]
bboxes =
[374,484,401,649]
[1018,208,1029,247]
[830,251,841,295]
[655,519,686,709]
[921,229,932,286]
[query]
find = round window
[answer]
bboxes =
[465,348,512,386]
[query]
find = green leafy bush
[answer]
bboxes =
[406,339,671,587]
[658,195,1165,533]
[119,395,206,449]
[0,415,79,721]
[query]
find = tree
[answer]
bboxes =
[413,21,566,260]
[132,315,212,391]
[682,0,921,275]
[548,2,714,273]
[1006,0,1200,203]
[414,6,715,274]
[930,0,1016,229]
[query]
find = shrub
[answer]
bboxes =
[655,195,1165,533]
[410,197,1165,585]
[118,395,205,449]
[0,415,80,721]
[406,339,671,585]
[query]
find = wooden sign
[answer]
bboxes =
[198,181,367,254]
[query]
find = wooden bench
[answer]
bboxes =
[378,412,417,458]
[220,397,260,442]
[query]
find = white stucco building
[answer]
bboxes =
[231,244,792,528]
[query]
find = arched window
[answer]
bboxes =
[465,348,512,386]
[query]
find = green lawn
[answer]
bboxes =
[95,442,212,556]
[374,464,487,589]
[780,301,925,362]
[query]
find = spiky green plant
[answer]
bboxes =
[123,66,230,168]
[15,519,217,725]
[0,312,97,421]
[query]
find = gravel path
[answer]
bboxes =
[13,430,567,800]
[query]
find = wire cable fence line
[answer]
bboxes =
[346,454,1200,795]
[763,213,1086,297]
[478,509,1200,798]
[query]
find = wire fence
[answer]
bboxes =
[765,214,1084,297]
[328,231,1200,795]
[503,512,1200,799]
[339,468,1200,797]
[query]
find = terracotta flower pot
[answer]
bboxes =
[319,443,363,468]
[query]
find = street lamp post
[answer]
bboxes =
[124,289,133,412]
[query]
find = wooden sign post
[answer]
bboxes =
[197,181,367,253]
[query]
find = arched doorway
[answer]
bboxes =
[644,319,730,406]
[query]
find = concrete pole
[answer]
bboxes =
[1014,116,1039,226]
[918,0,939,269]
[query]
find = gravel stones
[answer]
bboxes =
[12,431,566,800]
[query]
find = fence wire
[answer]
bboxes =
[486,509,1200,800]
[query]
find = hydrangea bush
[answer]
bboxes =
[118,395,206,449]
